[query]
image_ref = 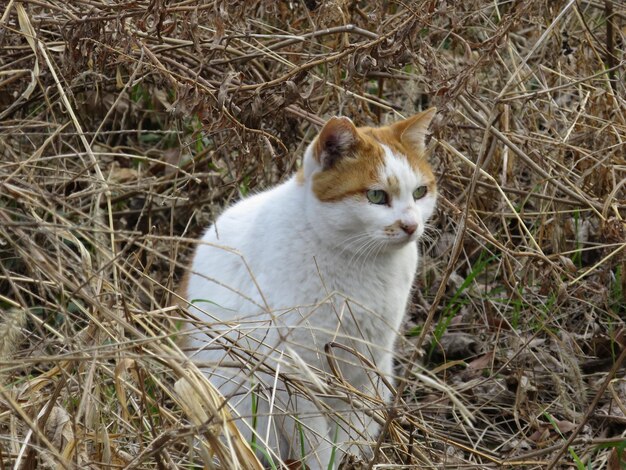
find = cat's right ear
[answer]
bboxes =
[314,117,359,170]
[393,107,437,155]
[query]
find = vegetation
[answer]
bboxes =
[0,0,624,468]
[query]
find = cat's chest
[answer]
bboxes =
[334,247,416,306]
[271,242,418,313]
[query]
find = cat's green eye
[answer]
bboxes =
[412,186,428,200]
[366,189,388,205]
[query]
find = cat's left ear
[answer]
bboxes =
[314,116,360,170]
[393,107,437,155]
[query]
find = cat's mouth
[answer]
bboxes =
[383,222,421,245]
[385,231,419,246]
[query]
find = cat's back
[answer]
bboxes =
[187,177,308,312]
[211,176,306,246]
[201,178,298,246]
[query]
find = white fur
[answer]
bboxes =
[184,140,436,469]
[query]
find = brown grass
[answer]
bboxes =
[1,0,625,468]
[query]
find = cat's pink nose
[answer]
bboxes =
[401,222,418,235]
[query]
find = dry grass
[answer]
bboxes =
[1,0,625,468]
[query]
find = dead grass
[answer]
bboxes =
[1,0,625,468]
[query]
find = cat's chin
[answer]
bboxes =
[385,234,418,247]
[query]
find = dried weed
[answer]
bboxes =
[0,0,625,468]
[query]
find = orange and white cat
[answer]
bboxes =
[182,108,437,469]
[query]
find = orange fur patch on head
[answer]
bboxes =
[311,131,385,202]
[311,109,437,202]
[362,108,437,191]
[364,125,436,190]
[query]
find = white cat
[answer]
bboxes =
[182,108,437,469]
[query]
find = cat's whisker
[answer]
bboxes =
[352,240,372,269]
[356,237,385,269]
[337,232,375,257]
[372,239,387,262]
[337,232,370,246]
[357,239,383,271]
[359,237,382,262]
[346,237,373,267]
[337,232,372,249]
[420,224,440,243]
[424,223,440,233]
[341,242,371,264]
[420,232,436,245]
[423,224,441,238]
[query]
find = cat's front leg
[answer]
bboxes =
[271,391,341,470]
[341,350,395,461]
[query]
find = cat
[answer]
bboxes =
[181,108,437,469]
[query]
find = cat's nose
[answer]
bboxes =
[400,222,418,235]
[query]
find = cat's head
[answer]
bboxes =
[301,108,437,251]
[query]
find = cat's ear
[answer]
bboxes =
[393,107,437,155]
[314,116,359,170]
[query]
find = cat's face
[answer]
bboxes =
[302,109,437,252]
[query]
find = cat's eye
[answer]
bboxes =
[366,189,388,205]
[412,186,428,200]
